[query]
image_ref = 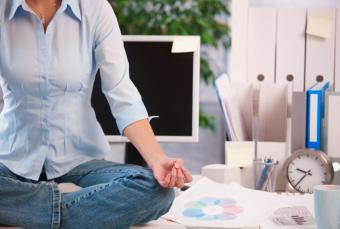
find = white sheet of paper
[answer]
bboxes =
[171,36,200,53]
[225,141,254,168]
[131,219,186,229]
[307,12,333,38]
[163,178,314,228]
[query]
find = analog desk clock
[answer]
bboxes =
[282,149,334,194]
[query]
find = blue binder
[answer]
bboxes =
[306,82,330,150]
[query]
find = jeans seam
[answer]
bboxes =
[63,167,151,177]
[50,181,61,229]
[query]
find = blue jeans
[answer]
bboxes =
[0,159,175,229]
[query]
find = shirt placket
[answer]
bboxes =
[37,21,51,155]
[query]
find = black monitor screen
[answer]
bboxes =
[91,41,194,137]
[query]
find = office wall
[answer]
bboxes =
[250,0,340,7]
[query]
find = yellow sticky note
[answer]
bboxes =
[171,36,200,53]
[225,142,254,168]
[307,12,334,39]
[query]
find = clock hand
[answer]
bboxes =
[306,169,312,176]
[294,173,308,188]
[296,168,308,174]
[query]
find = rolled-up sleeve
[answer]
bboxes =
[94,0,149,135]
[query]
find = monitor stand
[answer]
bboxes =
[124,143,147,167]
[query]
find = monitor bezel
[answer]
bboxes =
[105,35,200,143]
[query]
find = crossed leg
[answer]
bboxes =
[0,159,175,229]
[54,159,175,229]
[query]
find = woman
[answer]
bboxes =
[0,0,192,228]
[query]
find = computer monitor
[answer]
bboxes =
[91,35,200,143]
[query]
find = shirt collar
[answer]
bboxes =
[8,0,23,20]
[64,0,81,21]
[8,0,82,21]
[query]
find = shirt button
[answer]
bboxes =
[43,118,48,123]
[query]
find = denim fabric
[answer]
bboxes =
[0,159,175,229]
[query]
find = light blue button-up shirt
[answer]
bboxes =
[0,0,149,181]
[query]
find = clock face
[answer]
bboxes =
[287,153,330,194]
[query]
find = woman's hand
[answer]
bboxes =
[152,157,192,189]
[123,119,192,188]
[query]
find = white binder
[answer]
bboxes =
[291,92,307,153]
[247,8,276,83]
[305,9,336,89]
[325,92,340,158]
[335,9,340,92]
[258,83,288,142]
[276,8,306,92]
[229,0,249,83]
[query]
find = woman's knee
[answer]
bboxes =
[157,187,175,215]
[133,186,175,225]
[127,167,175,222]
[133,166,175,204]
[141,175,175,218]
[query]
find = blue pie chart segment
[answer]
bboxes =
[182,208,205,218]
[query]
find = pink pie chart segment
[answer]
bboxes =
[223,205,244,214]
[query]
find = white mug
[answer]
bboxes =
[314,185,340,229]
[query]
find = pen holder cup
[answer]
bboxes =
[253,159,279,192]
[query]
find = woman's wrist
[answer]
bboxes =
[147,152,168,170]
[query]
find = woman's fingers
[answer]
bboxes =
[175,168,185,188]
[158,158,191,188]
[174,158,184,169]
[169,167,177,187]
[181,166,193,183]
[174,159,192,184]
[160,173,171,188]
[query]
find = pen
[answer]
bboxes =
[256,158,272,190]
